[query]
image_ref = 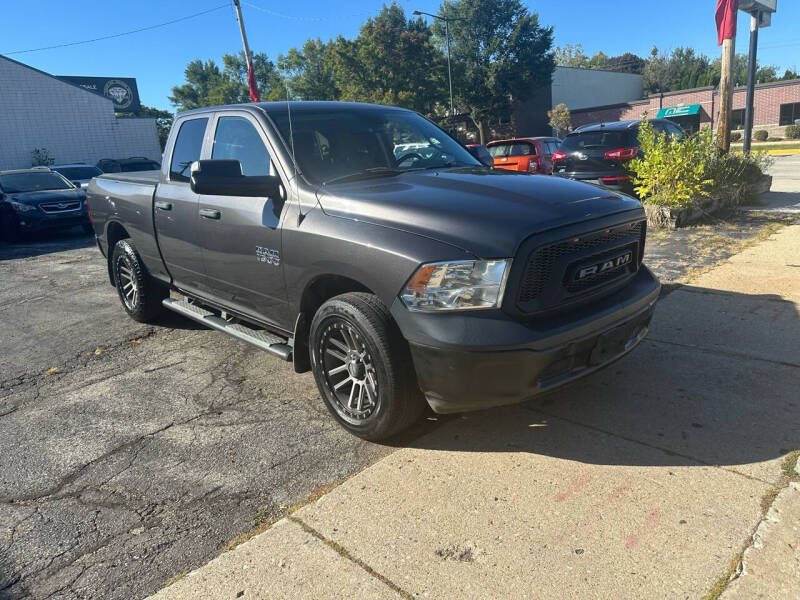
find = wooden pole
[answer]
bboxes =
[717,36,736,152]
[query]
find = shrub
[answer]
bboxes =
[629,120,712,207]
[704,150,772,205]
[730,132,742,142]
[753,130,769,141]
[784,125,800,139]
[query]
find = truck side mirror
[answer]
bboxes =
[190,159,282,198]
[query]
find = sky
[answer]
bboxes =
[1,0,798,112]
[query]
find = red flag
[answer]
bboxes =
[716,0,739,45]
[247,62,260,103]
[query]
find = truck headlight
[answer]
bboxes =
[400,259,511,311]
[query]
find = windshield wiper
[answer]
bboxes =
[420,162,472,170]
[323,167,403,186]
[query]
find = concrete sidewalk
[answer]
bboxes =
[151,224,800,600]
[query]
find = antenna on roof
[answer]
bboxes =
[285,84,304,225]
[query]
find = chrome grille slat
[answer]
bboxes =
[39,201,82,214]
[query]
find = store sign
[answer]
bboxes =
[56,76,141,113]
[656,104,701,118]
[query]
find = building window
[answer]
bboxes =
[779,102,800,126]
[731,109,745,130]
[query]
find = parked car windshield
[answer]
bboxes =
[268,106,480,185]
[561,130,633,151]
[487,142,536,157]
[0,171,74,193]
[53,166,103,180]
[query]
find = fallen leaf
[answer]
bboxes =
[43,367,61,376]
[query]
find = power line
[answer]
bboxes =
[2,4,229,55]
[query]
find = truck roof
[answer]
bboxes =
[177,101,414,119]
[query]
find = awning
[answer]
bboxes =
[657,104,702,118]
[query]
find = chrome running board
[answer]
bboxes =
[162,297,293,361]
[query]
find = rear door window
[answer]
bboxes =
[170,118,208,182]
[488,142,536,157]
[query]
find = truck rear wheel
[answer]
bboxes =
[111,239,167,323]
[309,292,425,441]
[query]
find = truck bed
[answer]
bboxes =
[96,170,161,185]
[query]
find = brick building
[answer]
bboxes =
[0,55,161,170]
[569,78,800,137]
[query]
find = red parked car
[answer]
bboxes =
[486,137,562,174]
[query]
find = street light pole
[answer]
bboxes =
[413,9,461,131]
[445,17,454,127]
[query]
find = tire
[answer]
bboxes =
[111,239,167,323]
[309,292,425,441]
[0,210,21,243]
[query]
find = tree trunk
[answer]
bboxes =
[476,120,488,145]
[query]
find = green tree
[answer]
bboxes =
[327,3,445,114]
[138,105,173,150]
[436,0,554,143]
[169,52,284,112]
[547,103,571,137]
[278,38,339,101]
[554,44,589,68]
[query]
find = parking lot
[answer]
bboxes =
[1,157,798,600]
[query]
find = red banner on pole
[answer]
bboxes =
[716,0,739,45]
[247,62,260,103]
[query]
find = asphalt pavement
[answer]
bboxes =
[0,228,423,600]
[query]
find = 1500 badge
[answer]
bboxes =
[256,247,280,265]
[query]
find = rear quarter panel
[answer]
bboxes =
[87,176,167,280]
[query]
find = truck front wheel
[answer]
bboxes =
[111,239,167,323]
[309,292,425,441]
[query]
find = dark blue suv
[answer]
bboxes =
[0,168,90,242]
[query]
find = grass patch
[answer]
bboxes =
[730,142,800,152]
[781,450,800,480]
[223,480,345,553]
[164,572,186,587]
[704,552,744,600]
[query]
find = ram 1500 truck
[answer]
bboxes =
[87,102,660,441]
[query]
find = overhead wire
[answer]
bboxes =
[2,3,230,55]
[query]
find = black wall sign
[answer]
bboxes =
[56,76,141,113]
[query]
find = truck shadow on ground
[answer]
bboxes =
[0,227,95,261]
[401,285,800,471]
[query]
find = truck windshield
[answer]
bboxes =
[267,106,481,185]
[0,172,74,193]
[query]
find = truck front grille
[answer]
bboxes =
[514,220,645,314]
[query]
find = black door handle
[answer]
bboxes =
[154,201,172,211]
[199,208,221,220]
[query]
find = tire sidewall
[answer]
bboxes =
[310,299,396,438]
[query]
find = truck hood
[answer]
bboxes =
[316,168,643,257]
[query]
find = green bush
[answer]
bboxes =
[629,120,712,207]
[753,130,769,141]
[730,132,742,142]
[785,125,800,139]
[629,120,772,208]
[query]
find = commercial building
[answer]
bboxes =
[569,78,800,136]
[0,55,161,171]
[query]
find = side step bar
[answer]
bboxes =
[162,297,293,361]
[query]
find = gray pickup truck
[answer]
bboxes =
[87,101,660,440]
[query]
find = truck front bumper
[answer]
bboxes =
[390,266,660,414]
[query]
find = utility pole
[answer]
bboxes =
[232,0,260,102]
[717,37,735,152]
